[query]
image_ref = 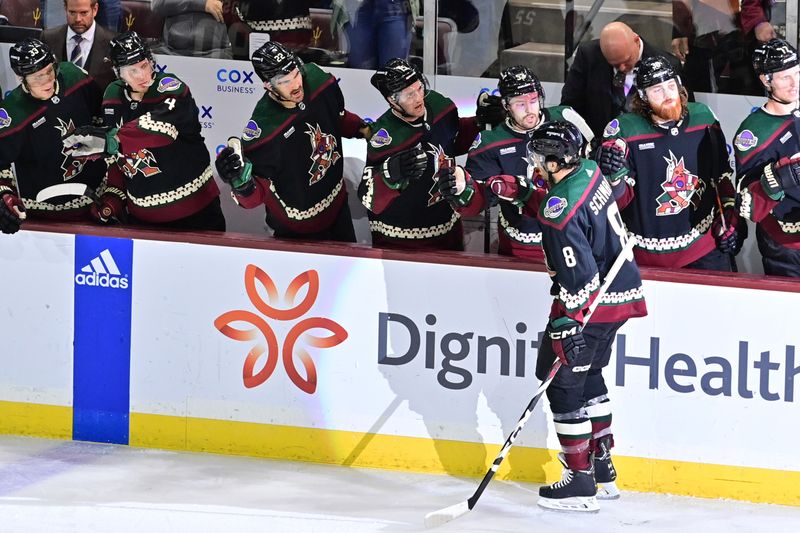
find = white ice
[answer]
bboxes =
[0,435,796,533]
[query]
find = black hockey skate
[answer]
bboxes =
[593,436,620,500]
[537,467,599,513]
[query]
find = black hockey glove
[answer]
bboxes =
[0,193,25,234]
[475,92,504,129]
[711,206,745,255]
[547,317,586,366]
[436,166,472,207]
[382,144,427,189]
[596,139,627,179]
[762,156,800,200]
[63,126,120,159]
[215,146,255,196]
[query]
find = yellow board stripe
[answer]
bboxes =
[0,400,72,439]
[129,412,800,507]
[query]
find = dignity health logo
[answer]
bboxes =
[75,248,129,289]
[214,266,347,394]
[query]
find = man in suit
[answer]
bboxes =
[561,22,682,144]
[42,0,116,90]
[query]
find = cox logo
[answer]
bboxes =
[214,266,348,394]
[216,69,255,84]
[198,105,213,129]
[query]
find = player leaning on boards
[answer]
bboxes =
[733,39,800,277]
[438,65,593,262]
[0,38,108,233]
[64,32,225,231]
[596,56,745,271]
[358,58,503,250]
[528,121,647,511]
[215,42,370,242]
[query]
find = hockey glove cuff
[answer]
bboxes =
[712,206,743,255]
[486,174,533,207]
[436,166,473,207]
[215,146,255,196]
[90,194,125,224]
[63,126,120,159]
[0,193,25,234]
[383,144,427,189]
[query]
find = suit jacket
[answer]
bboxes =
[42,23,116,91]
[560,39,684,140]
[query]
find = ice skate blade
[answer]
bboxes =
[596,481,620,500]
[537,495,600,513]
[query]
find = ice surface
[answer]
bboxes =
[0,436,796,533]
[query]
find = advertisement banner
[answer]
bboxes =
[73,234,133,444]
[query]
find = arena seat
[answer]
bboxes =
[0,0,42,28]
[120,0,164,40]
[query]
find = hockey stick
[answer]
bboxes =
[707,125,737,272]
[35,182,128,224]
[424,233,636,528]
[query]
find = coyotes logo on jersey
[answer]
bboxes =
[120,149,161,179]
[54,118,85,181]
[427,143,452,207]
[655,151,704,216]
[305,123,340,185]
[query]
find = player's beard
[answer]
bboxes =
[652,98,682,122]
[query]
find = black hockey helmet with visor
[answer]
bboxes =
[370,58,428,101]
[109,31,153,69]
[753,38,799,76]
[526,120,583,171]
[498,65,545,102]
[635,56,680,100]
[9,38,57,78]
[252,41,304,83]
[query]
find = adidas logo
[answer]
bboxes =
[75,249,129,289]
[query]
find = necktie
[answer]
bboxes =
[70,34,84,68]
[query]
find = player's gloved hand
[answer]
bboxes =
[215,146,255,196]
[90,194,125,224]
[486,174,532,205]
[711,206,743,255]
[63,126,120,159]
[436,166,471,206]
[596,138,628,179]
[547,316,586,366]
[762,156,800,200]
[0,193,26,234]
[382,143,427,189]
[475,92,505,129]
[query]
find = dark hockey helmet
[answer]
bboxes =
[9,38,56,77]
[370,58,426,99]
[252,41,304,82]
[498,65,545,102]
[526,120,583,170]
[635,56,680,99]
[109,31,153,69]
[753,38,799,76]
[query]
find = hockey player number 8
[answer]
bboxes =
[561,202,633,268]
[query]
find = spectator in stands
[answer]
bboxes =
[671,0,759,95]
[152,0,232,59]
[740,0,777,45]
[234,0,313,51]
[561,21,682,143]
[41,0,116,90]
[332,0,416,69]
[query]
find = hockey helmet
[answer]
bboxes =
[498,65,545,102]
[252,41,304,82]
[109,31,153,69]
[9,38,56,78]
[753,38,799,76]
[635,56,680,99]
[526,120,583,170]
[370,58,426,99]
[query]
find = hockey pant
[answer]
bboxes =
[756,225,800,277]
